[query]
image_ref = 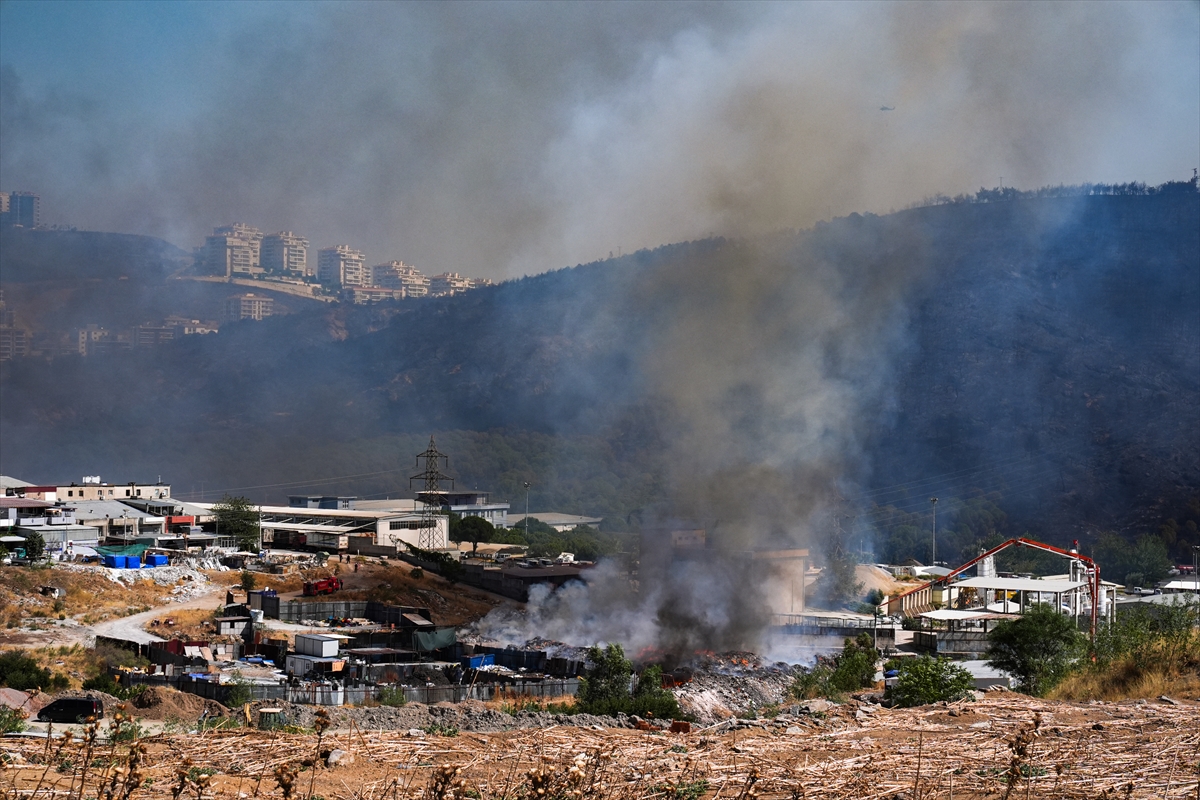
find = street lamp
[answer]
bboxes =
[930,497,938,566]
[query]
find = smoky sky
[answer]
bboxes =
[1,1,1196,280]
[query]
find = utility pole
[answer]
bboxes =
[930,497,938,566]
[523,482,531,539]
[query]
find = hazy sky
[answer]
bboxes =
[2,0,1197,279]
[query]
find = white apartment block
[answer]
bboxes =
[429,272,474,296]
[369,260,430,294]
[318,245,367,287]
[224,293,274,321]
[261,231,310,277]
[202,223,263,278]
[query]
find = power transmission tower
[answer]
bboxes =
[410,436,454,550]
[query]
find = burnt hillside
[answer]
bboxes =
[1,192,1196,553]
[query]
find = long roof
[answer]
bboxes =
[919,609,1020,621]
[953,576,1087,592]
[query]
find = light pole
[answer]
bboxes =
[1192,545,1199,593]
[930,497,938,566]
[522,482,531,539]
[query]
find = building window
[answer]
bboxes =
[68,491,74,497]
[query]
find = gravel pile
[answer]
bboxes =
[245,699,636,733]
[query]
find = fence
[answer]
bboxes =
[123,673,579,707]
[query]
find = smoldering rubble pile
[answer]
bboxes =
[673,651,801,724]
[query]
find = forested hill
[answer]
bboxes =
[0,190,1196,565]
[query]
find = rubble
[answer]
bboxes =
[52,562,216,602]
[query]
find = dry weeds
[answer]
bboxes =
[3,694,1197,799]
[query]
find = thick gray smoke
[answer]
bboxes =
[477,222,931,654]
[1,2,1196,279]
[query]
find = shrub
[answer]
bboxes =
[791,633,880,699]
[886,656,976,707]
[377,686,407,707]
[0,706,27,734]
[0,649,55,690]
[239,570,257,593]
[987,604,1085,696]
[575,644,685,719]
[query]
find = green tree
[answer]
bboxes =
[577,644,633,709]
[239,569,257,593]
[820,529,863,608]
[20,531,45,561]
[452,515,495,554]
[886,656,976,707]
[986,604,1084,696]
[827,633,879,692]
[213,495,260,551]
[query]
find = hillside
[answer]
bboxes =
[0,228,326,337]
[1,192,1197,560]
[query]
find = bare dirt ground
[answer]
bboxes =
[2,694,1197,799]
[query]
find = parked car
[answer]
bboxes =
[36,698,104,724]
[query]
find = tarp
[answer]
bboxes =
[94,544,149,557]
[414,628,456,652]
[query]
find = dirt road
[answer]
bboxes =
[91,586,230,644]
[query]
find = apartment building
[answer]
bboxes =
[428,272,473,296]
[261,231,310,277]
[0,191,40,228]
[224,293,274,321]
[0,290,28,361]
[198,223,264,278]
[317,245,367,287]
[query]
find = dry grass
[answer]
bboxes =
[3,695,1198,799]
[1050,659,1200,702]
[480,690,578,714]
[20,644,103,689]
[144,608,219,641]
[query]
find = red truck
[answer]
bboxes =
[302,576,343,596]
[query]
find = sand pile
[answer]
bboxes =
[129,686,228,721]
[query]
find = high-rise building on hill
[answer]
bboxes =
[201,223,263,278]
[261,231,310,277]
[369,261,429,295]
[318,245,366,287]
[429,272,474,296]
[0,191,40,228]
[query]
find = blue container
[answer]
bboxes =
[126,556,141,569]
[103,555,119,568]
[151,554,169,567]
[110,555,128,569]
[460,653,496,669]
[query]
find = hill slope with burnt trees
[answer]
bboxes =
[1,190,1196,566]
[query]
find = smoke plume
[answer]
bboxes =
[1,2,1195,278]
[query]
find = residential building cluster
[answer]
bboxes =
[68,315,221,358]
[195,222,493,303]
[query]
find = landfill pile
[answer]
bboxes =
[55,561,217,602]
[242,698,621,733]
[674,651,801,724]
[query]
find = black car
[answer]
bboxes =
[36,697,104,723]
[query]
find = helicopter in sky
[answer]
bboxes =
[879,105,895,111]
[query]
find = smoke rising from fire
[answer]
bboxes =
[477,219,932,654]
[1,2,1196,278]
